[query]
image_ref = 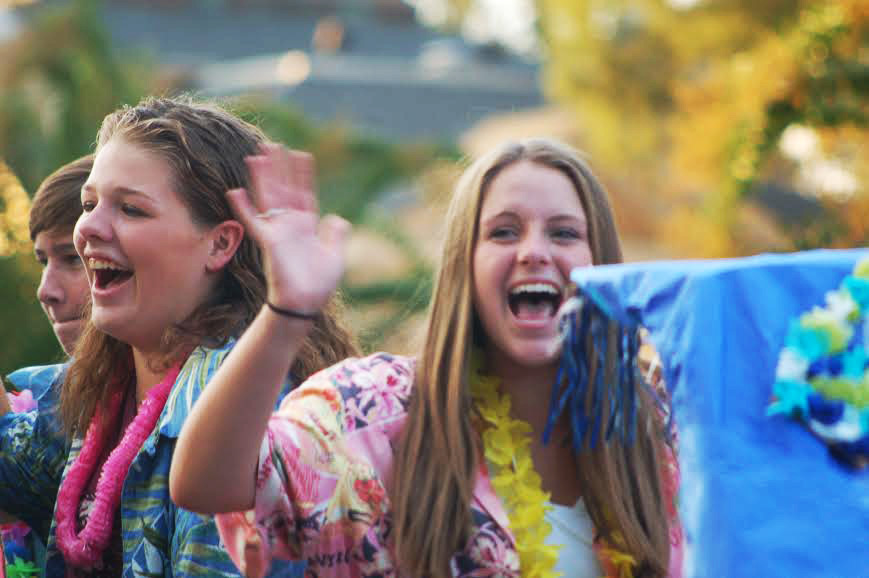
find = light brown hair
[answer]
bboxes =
[29,154,94,240]
[61,96,358,436]
[391,139,671,576]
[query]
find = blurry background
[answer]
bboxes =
[0,0,866,375]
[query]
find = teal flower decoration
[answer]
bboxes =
[844,276,869,313]
[801,309,853,353]
[842,347,868,379]
[768,379,813,417]
[786,320,831,360]
[770,256,869,469]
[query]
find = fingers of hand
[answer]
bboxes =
[270,143,294,191]
[245,145,289,212]
[226,188,257,230]
[247,144,317,214]
[289,151,317,213]
[244,155,272,213]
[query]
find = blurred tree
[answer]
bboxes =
[0,0,152,377]
[0,0,150,192]
[664,0,867,252]
[0,162,60,374]
[443,0,866,255]
[0,161,31,256]
[538,0,867,255]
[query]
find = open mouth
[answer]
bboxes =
[89,258,133,291]
[508,283,563,320]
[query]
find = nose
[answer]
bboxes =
[517,230,551,267]
[37,266,64,306]
[74,203,113,247]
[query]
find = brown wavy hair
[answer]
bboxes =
[61,96,358,436]
[29,154,94,240]
[390,139,671,576]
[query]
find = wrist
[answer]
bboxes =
[264,301,318,321]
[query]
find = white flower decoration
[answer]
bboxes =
[824,289,857,324]
[775,347,810,381]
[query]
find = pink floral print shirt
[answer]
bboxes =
[216,353,683,577]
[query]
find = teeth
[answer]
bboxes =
[89,258,129,271]
[510,283,559,296]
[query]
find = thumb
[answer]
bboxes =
[318,215,351,256]
[226,188,258,233]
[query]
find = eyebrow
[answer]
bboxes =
[548,214,587,225]
[481,210,587,224]
[480,209,518,221]
[35,242,77,255]
[81,183,155,202]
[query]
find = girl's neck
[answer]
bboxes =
[131,348,165,405]
[488,356,559,436]
[484,351,582,505]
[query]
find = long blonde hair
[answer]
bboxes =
[390,139,670,576]
[61,96,359,436]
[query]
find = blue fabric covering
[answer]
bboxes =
[569,249,869,578]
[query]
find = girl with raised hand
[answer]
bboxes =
[171,139,682,577]
[0,96,358,577]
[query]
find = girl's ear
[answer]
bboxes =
[205,220,245,273]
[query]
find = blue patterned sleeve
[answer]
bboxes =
[171,508,306,577]
[0,408,68,539]
[167,368,305,577]
[164,345,305,577]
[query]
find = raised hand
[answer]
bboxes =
[226,143,349,316]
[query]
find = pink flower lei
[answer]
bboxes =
[55,364,181,569]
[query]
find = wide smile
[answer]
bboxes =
[507,281,563,327]
[88,258,134,296]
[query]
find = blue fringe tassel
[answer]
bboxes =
[543,294,646,450]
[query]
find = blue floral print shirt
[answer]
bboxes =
[0,343,304,577]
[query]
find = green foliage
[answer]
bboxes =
[0,0,149,192]
[0,254,65,378]
[0,0,148,378]
[236,99,457,221]
[345,263,434,351]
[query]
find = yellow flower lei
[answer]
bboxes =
[469,362,637,578]
[469,367,561,577]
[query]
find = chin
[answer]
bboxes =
[55,327,83,356]
[516,356,560,370]
[59,337,81,357]
[90,312,129,343]
[510,345,563,369]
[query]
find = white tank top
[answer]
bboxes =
[544,498,602,576]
